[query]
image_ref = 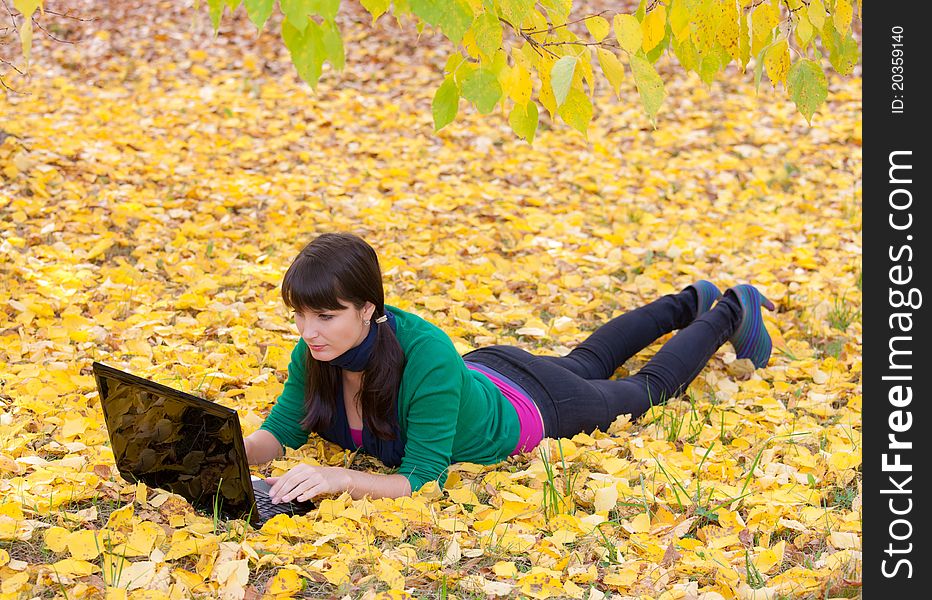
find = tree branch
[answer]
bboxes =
[523,10,610,36]
[0,55,24,75]
[31,14,76,44]
[2,0,17,30]
[41,9,96,23]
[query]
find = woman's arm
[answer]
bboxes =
[244,429,284,464]
[266,464,411,502]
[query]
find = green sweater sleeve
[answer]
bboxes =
[396,337,465,493]
[259,339,311,450]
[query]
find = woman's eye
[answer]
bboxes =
[319,315,333,321]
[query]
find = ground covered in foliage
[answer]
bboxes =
[1,1,861,599]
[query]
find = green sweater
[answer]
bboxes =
[259,305,521,492]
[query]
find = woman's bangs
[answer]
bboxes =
[282,258,346,312]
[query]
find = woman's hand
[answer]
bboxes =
[266,464,352,503]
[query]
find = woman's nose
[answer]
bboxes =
[296,322,316,340]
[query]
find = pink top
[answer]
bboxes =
[349,363,545,456]
[465,361,545,455]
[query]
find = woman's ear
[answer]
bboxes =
[363,301,376,322]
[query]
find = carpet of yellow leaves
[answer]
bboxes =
[1,2,861,599]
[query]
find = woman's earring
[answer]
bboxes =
[364,319,371,326]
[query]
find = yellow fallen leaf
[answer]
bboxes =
[164,538,202,561]
[625,512,651,534]
[828,451,859,471]
[125,521,162,557]
[378,559,405,590]
[266,568,303,595]
[2,571,31,594]
[603,565,639,587]
[370,512,406,538]
[50,558,99,577]
[323,561,351,585]
[436,517,469,533]
[493,561,518,577]
[828,531,860,550]
[45,526,71,553]
[67,529,102,560]
[106,504,135,530]
[113,560,157,591]
[593,485,619,513]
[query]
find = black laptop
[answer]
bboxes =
[92,361,315,525]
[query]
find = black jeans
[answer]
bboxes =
[462,289,742,439]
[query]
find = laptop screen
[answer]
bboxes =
[95,363,256,521]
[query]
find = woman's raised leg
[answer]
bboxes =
[537,281,720,380]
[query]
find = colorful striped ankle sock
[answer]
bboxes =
[727,284,776,369]
[687,280,722,317]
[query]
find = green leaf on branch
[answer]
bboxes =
[787,59,828,124]
[473,11,503,59]
[461,67,502,114]
[672,36,699,73]
[321,20,345,70]
[393,0,412,19]
[509,101,539,143]
[207,0,225,31]
[244,0,275,30]
[499,0,533,27]
[410,0,443,26]
[282,17,326,89]
[540,0,572,26]
[550,56,577,108]
[360,0,390,22]
[432,77,460,131]
[280,0,312,31]
[558,87,593,138]
[310,0,340,22]
[630,54,665,124]
[699,53,720,85]
[438,0,475,44]
[823,23,859,76]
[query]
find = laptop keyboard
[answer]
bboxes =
[252,483,316,520]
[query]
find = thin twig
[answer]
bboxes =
[523,10,611,35]
[2,0,17,29]
[0,55,24,75]
[41,9,97,23]
[31,15,76,44]
[539,39,621,49]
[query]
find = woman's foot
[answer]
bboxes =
[687,280,722,317]
[726,284,776,369]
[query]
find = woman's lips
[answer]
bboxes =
[309,345,327,351]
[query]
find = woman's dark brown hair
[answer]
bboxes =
[281,233,404,439]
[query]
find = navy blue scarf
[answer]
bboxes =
[328,311,397,372]
[315,310,405,467]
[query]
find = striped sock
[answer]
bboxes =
[687,280,722,317]
[727,284,776,369]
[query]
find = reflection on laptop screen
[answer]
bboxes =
[98,374,253,519]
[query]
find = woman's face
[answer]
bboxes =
[293,299,375,362]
